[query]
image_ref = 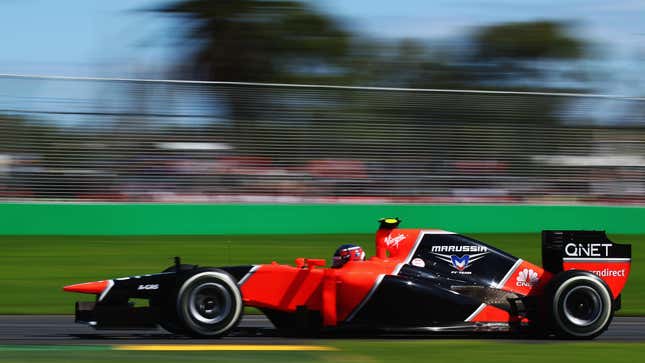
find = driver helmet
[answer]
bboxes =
[332,244,365,268]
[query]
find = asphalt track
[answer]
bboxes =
[1,316,644,344]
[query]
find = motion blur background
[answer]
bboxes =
[1,0,645,344]
[1,0,644,207]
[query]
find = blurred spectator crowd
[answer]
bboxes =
[1,78,644,205]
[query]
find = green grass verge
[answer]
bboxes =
[0,233,642,314]
[1,341,645,363]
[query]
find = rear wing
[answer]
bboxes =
[542,230,631,297]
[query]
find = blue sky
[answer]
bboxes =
[0,0,643,83]
[0,0,642,125]
[0,0,173,76]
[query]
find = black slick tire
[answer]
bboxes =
[545,270,613,339]
[175,269,243,338]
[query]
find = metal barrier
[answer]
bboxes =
[1,75,644,204]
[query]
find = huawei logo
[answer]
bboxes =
[516,268,539,287]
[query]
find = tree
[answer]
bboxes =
[157,0,350,83]
[473,21,583,60]
[339,22,589,177]
[156,0,353,152]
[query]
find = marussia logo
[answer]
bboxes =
[516,268,539,287]
[451,255,470,271]
[384,233,406,248]
[432,251,488,272]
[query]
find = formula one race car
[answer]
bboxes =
[63,218,631,339]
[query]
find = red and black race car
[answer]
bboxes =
[63,218,631,339]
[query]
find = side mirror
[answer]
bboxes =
[294,258,326,269]
[305,258,326,269]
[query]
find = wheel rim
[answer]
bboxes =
[563,286,602,327]
[188,282,232,324]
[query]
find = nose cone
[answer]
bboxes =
[63,280,110,295]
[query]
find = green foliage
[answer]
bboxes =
[474,21,584,60]
[157,0,350,83]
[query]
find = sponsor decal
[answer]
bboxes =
[411,257,425,268]
[431,245,487,253]
[431,245,488,274]
[451,255,470,271]
[137,284,159,290]
[590,268,626,277]
[564,243,612,257]
[384,233,406,248]
[516,268,539,287]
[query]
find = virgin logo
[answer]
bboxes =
[384,233,406,248]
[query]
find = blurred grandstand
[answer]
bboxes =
[1,75,644,205]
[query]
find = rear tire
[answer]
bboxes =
[175,269,243,338]
[545,270,613,339]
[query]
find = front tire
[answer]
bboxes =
[546,270,613,339]
[176,269,243,338]
[151,264,198,335]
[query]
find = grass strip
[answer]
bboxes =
[1,341,645,363]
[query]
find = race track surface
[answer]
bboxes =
[1,315,644,344]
